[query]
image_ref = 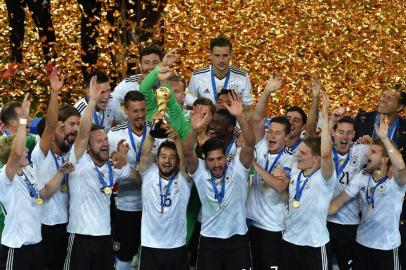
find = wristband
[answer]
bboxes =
[19,118,27,125]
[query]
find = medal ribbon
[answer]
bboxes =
[22,171,40,200]
[210,165,228,206]
[50,151,68,186]
[2,129,10,136]
[372,114,399,140]
[332,147,351,177]
[93,110,105,127]
[127,121,147,163]
[294,168,320,202]
[366,175,388,208]
[265,149,284,174]
[94,161,113,190]
[210,66,231,101]
[289,138,302,152]
[159,172,178,212]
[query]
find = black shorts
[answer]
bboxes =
[63,233,114,270]
[0,242,44,270]
[353,242,402,270]
[249,226,282,270]
[327,222,357,270]
[280,240,332,270]
[139,245,189,270]
[42,223,69,270]
[197,234,252,270]
[112,209,141,261]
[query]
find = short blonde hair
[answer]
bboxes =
[0,135,15,164]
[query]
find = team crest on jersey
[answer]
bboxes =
[378,184,386,192]
[203,89,210,94]
[350,156,359,167]
[225,174,233,183]
[173,181,179,193]
[360,186,366,192]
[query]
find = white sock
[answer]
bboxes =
[115,258,132,270]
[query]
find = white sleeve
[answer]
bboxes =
[241,74,253,105]
[112,80,139,104]
[107,131,119,156]
[31,144,47,167]
[0,166,13,194]
[111,98,127,124]
[345,174,362,198]
[188,74,199,98]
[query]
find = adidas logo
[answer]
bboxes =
[203,89,210,94]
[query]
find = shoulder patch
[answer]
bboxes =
[75,99,88,113]
[111,122,128,132]
[230,66,247,76]
[361,169,370,175]
[192,66,210,76]
[146,121,153,128]
[284,148,294,155]
[124,74,142,83]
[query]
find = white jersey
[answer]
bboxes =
[328,144,369,225]
[0,165,44,248]
[140,165,192,248]
[192,155,249,239]
[283,165,336,247]
[188,66,253,105]
[246,137,295,231]
[108,121,162,212]
[31,144,69,225]
[67,145,131,236]
[345,171,406,250]
[112,74,142,104]
[74,96,126,133]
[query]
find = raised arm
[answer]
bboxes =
[138,134,155,174]
[305,77,320,137]
[182,105,211,174]
[39,67,65,155]
[167,126,191,182]
[39,162,74,199]
[224,92,255,168]
[375,114,406,185]
[74,76,101,160]
[253,73,282,142]
[5,94,30,180]
[320,91,334,180]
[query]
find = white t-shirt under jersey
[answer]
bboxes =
[327,143,369,225]
[188,66,253,105]
[283,165,336,247]
[246,137,295,232]
[345,171,406,250]
[31,144,70,225]
[0,165,44,248]
[107,121,162,212]
[112,74,142,104]
[140,164,192,248]
[67,145,131,236]
[192,154,249,239]
[74,96,126,133]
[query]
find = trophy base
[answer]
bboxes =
[150,120,168,138]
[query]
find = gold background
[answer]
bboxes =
[0,0,405,115]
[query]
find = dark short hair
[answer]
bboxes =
[372,139,398,167]
[217,89,232,100]
[210,36,232,51]
[286,106,307,125]
[0,101,21,126]
[59,105,80,122]
[193,97,216,116]
[215,109,236,127]
[168,75,186,90]
[140,45,163,61]
[201,138,225,157]
[124,91,145,108]
[302,136,321,156]
[269,116,291,135]
[85,71,109,89]
[157,140,179,160]
[90,124,105,132]
[392,84,406,107]
[333,116,355,130]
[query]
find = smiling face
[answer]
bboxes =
[125,100,146,132]
[88,129,110,163]
[140,53,161,75]
[210,46,232,73]
[366,144,388,171]
[94,82,111,111]
[205,149,227,178]
[296,142,320,170]
[333,122,355,155]
[286,111,305,139]
[378,90,402,115]
[266,122,288,153]
[158,147,179,178]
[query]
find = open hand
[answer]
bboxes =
[264,72,282,93]
[49,67,65,93]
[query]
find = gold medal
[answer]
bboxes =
[368,203,373,209]
[60,184,68,193]
[103,187,112,194]
[36,198,43,205]
[292,200,300,208]
[161,207,164,214]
